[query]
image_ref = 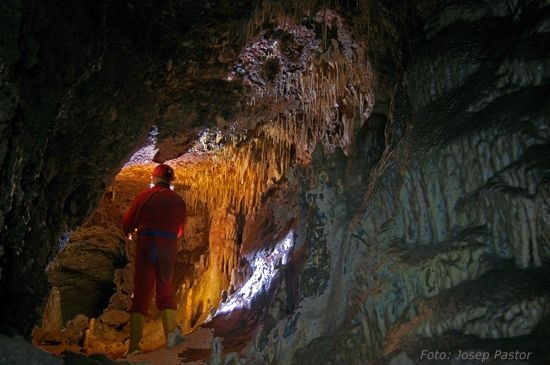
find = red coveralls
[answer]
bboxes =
[122,183,186,315]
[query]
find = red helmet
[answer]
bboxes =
[151,164,175,181]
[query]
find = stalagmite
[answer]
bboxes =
[41,286,63,333]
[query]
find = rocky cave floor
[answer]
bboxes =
[2,309,261,365]
[15,295,268,365]
[22,248,550,365]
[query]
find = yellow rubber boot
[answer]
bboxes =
[128,312,144,354]
[160,308,177,336]
[160,309,184,347]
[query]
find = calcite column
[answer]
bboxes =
[207,208,239,307]
[177,207,239,332]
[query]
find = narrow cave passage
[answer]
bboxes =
[34,128,303,362]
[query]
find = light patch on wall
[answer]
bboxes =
[125,125,159,166]
[57,230,73,252]
[214,230,294,315]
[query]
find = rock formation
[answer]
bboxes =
[0,0,548,364]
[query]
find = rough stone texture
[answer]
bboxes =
[47,227,123,322]
[0,0,162,336]
[0,334,63,365]
[250,1,550,364]
[341,1,550,356]
[45,193,128,323]
[0,0,252,337]
[3,332,131,364]
[65,314,89,343]
[0,0,549,365]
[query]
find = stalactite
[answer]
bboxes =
[244,0,328,42]
[141,1,375,238]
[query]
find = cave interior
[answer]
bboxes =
[0,0,549,364]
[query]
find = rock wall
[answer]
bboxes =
[250,1,550,364]
[46,195,126,322]
[177,208,240,332]
[0,0,163,335]
[0,0,259,336]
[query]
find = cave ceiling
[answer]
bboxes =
[122,0,375,221]
[150,1,373,161]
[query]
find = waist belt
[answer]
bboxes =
[138,229,177,239]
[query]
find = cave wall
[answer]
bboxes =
[0,0,165,335]
[251,1,550,364]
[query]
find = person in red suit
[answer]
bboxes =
[122,163,186,354]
